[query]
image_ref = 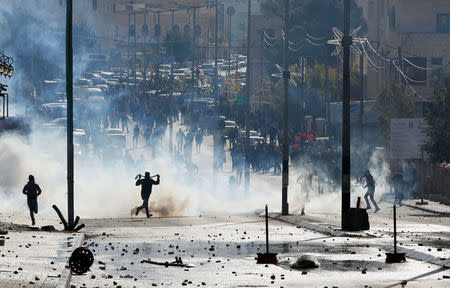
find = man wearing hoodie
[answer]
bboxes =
[22,175,42,226]
[135,172,160,218]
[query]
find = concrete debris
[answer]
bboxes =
[290,255,320,269]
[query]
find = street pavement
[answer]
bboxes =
[0,215,82,288]
[1,117,448,287]
[68,212,449,288]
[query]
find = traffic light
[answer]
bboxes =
[194,24,201,37]
[184,24,190,34]
[128,24,136,37]
[141,24,148,37]
[195,67,200,77]
[154,24,161,37]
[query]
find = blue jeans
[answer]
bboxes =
[364,186,379,210]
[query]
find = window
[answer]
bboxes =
[92,0,97,11]
[59,0,63,6]
[113,4,116,13]
[436,14,449,33]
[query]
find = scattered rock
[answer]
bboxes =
[291,255,320,269]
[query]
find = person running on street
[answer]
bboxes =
[363,170,380,212]
[135,172,160,218]
[22,175,42,226]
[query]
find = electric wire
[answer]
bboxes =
[264,31,276,41]
[403,57,446,71]
[360,42,385,69]
[306,38,326,46]
[306,32,333,41]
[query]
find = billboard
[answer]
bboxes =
[390,118,428,159]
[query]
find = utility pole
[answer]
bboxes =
[213,0,219,174]
[341,0,352,228]
[244,0,251,194]
[281,0,290,215]
[143,10,148,78]
[191,8,197,91]
[127,13,131,85]
[398,47,403,85]
[359,54,364,146]
[169,10,175,155]
[325,62,330,126]
[66,0,74,230]
[156,12,161,84]
[301,56,305,131]
[228,10,232,77]
[134,12,137,86]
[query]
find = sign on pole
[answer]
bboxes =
[390,118,428,159]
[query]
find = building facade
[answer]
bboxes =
[365,0,450,101]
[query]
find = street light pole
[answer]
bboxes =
[213,0,219,174]
[341,0,352,228]
[169,10,175,155]
[66,0,74,230]
[244,0,251,194]
[191,8,197,91]
[281,0,290,215]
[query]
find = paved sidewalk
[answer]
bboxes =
[270,201,450,270]
[0,223,83,288]
[400,199,450,215]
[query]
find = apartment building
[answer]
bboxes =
[365,0,450,101]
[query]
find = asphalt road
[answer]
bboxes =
[69,214,449,288]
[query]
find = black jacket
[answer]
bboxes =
[23,182,42,199]
[136,177,160,199]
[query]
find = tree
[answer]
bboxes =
[423,73,450,163]
[375,85,416,145]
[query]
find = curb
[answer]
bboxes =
[269,214,378,238]
[269,214,450,268]
[385,246,450,269]
[401,203,450,216]
[56,233,85,288]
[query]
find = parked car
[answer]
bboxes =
[105,128,126,149]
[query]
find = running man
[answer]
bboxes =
[363,170,380,212]
[135,172,160,218]
[22,175,42,226]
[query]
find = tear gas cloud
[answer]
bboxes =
[0,1,394,220]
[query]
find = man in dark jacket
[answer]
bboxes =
[135,172,160,218]
[363,170,380,212]
[22,175,42,225]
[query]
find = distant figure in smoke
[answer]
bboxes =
[176,128,185,153]
[392,169,404,206]
[135,172,160,218]
[363,170,380,212]
[121,114,129,133]
[195,129,203,153]
[133,124,140,148]
[22,175,42,226]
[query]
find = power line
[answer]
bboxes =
[305,38,326,46]
[359,42,385,69]
[306,32,333,41]
[403,57,447,71]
